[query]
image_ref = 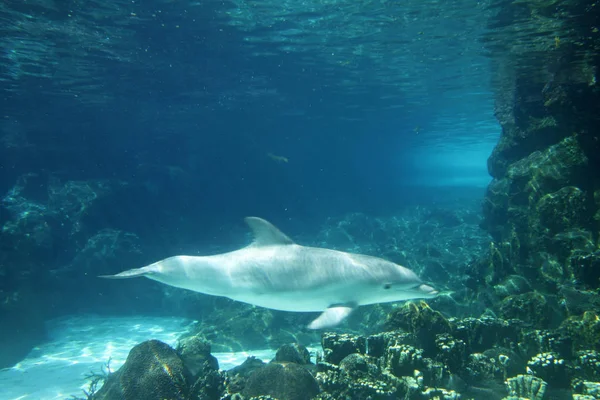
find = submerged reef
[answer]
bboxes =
[84,302,600,399]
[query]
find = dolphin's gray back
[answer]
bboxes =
[223,245,369,289]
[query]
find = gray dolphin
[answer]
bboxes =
[100,217,438,329]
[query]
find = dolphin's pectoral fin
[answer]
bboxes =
[245,217,295,247]
[99,268,150,279]
[308,305,355,330]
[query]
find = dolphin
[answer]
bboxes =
[100,217,438,329]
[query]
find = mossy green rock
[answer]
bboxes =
[559,311,600,352]
[177,335,219,377]
[385,301,452,356]
[274,343,312,365]
[94,340,189,400]
[243,362,320,400]
[498,292,553,327]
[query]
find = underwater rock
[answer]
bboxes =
[339,353,371,377]
[321,332,366,365]
[365,331,418,358]
[316,328,460,399]
[535,186,590,237]
[68,229,142,277]
[482,46,600,303]
[570,250,600,290]
[481,2,600,337]
[316,356,402,399]
[0,204,55,262]
[506,137,588,203]
[498,292,554,327]
[558,311,600,353]
[580,381,600,397]
[225,356,267,394]
[452,316,521,354]
[526,352,568,388]
[242,362,320,400]
[385,301,452,356]
[558,284,600,318]
[464,353,508,384]
[421,387,461,400]
[572,395,597,400]
[274,343,312,365]
[94,339,190,400]
[573,350,600,382]
[482,348,525,381]
[434,334,467,373]
[176,334,219,376]
[518,329,573,361]
[493,275,533,298]
[572,381,600,398]
[505,374,548,400]
[481,178,510,241]
[384,344,425,379]
[228,356,267,378]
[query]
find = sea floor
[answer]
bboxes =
[0,315,302,400]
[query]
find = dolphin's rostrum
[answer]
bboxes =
[101,217,438,329]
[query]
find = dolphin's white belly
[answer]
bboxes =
[229,283,360,312]
[208,244,376,312]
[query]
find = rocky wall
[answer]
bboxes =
[481,0,600,323]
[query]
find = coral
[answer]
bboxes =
[526,352,568,387]
[572,381,600,398]
[434,334,467,373]
[464,353,507,383]
[321,332,367,365]
[518,329,573,361]
[572,350,600,381]
[365,331,418,358]
[505,374,548,400]
[421,387,461,400]
[572,395,596,400]
[316,363,398,400]
[452,316,521,353]
[384,344,425,379]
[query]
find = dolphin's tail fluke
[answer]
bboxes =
[99,267,150,279]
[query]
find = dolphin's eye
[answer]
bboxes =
[383,283,392,290]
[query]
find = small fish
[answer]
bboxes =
[267,152,289,163]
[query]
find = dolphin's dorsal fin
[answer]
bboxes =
[245,217,294,246]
